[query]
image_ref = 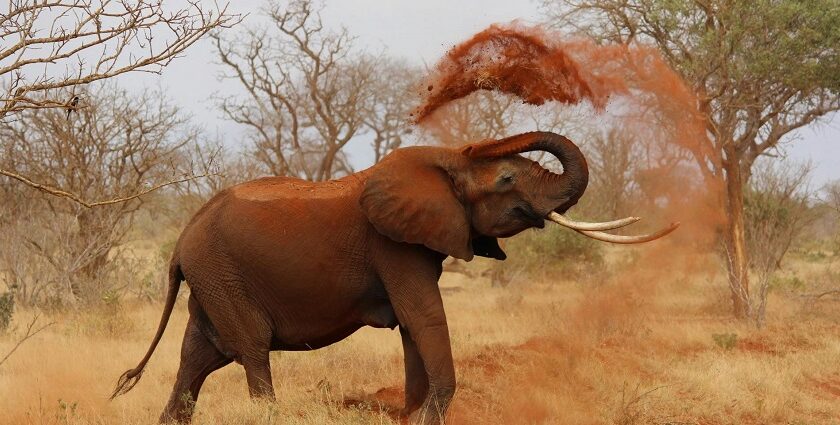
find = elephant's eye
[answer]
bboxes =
[498,174,514,185]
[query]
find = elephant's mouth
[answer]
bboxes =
[512,205,545,229]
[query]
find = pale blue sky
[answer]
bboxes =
[117,0,839,186]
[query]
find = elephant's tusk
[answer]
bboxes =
[574,222,681,244]
[547,211,641,231]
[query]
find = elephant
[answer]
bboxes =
[110,131,676,423]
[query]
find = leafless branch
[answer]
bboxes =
[800,289,840,300]
[0,168,214,208]
[0,313,55,368]
[1,0,241,118]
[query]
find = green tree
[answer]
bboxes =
[541,0,840,317]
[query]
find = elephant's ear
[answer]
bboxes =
[360,150,473,261]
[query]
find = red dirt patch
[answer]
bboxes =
[811,376,840,400]
[456,348,509,378]
[737,337,779,355]
[737,331,815,356]
[514,336,566,353]
[341,385,404,420]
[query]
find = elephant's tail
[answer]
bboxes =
[110,260,183,400]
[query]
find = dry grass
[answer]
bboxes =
[1,249,839,425]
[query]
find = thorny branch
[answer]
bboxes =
[0,313,55,368]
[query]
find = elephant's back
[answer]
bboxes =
[229,176,362,202]
[178,175,369,254]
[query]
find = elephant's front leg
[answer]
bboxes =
[407,320,456,424]
[381,250,456,424]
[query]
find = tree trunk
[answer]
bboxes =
[318,146,338,181]
[722,154,750,318]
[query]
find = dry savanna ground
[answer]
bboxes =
[1,245,840,425]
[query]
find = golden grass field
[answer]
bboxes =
[1,246,839,425]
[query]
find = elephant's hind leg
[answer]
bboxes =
[160,306,232,423]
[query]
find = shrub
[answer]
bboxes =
[712,333,738,350]
[770,274,805,291]
[491,226,604,285]
[0,290,13,333]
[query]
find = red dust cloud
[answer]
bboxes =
[411,24,626,123]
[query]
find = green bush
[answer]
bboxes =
[493,226,604,284]
[712,333,738,350]
[0,290,13,333]
[159,238,177,263]
[770,274,805,291]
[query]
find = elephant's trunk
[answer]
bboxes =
[463,131,589,213]
[465,131,680,244]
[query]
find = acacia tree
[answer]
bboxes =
[543,0,840,317]
[0,0,237,205]
[213,0,417,180]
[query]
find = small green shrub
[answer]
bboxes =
[497,226,604,282]
[56,399,78,424]
[159,238,177,263]
[770,274,805,291]
[712,333,738,350]
[69,290,134,337]
[802,250,829,263]
[0,290,14,333]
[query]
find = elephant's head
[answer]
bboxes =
[360,131,678,261]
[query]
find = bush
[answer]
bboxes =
[491,226,604,285]
[0,290,13,333]
[712,333,738,350]
[770,274,805,291]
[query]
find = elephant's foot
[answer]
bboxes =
[407,385,454,424]
[159,390,196,424]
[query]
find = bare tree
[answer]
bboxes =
[0,0,237,207]
[0,84,204,304]
[424,91,518,146]
[365,60,420,163]
[826,181,840,215]
[582,126,641,219]
[161,138,263,228]
[543,0,840,317]
[1,0,238,117]
[214,0,398,181]
[744,159,815,326]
